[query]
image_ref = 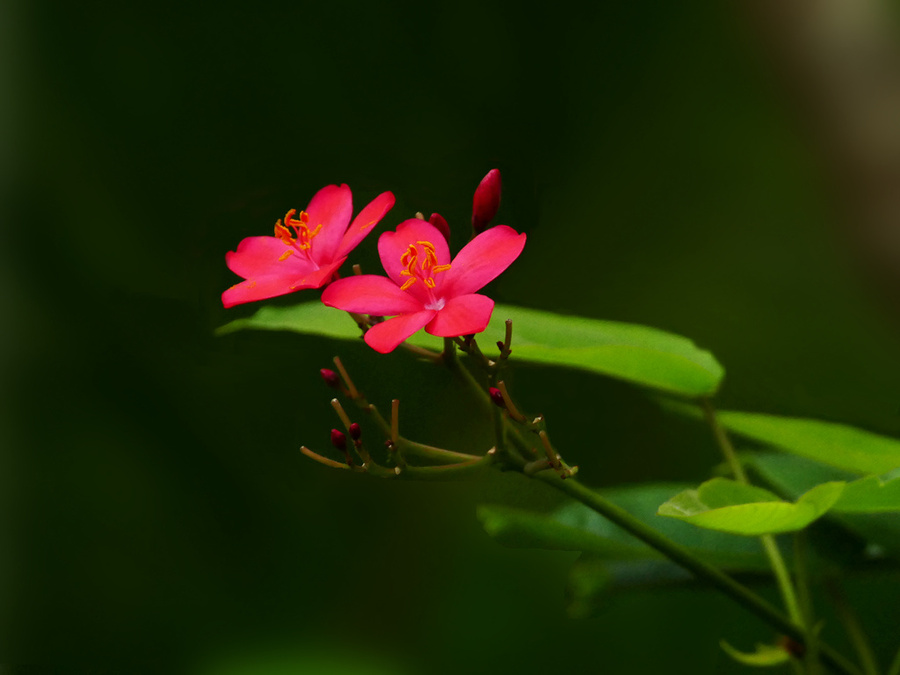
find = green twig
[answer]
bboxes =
[528,471,859,675]
[701,398,804,630]
[794,532,821,675]
[440,340,858,674]
[826,578,880,675]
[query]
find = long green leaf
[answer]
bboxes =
[658,477,845,536]
[744,452,900,558]
[218,302,724,397]
[566,555,693,618]
[478,483,771,571]
[834,475,900,513]
[740,451,900,513]
[477,504,649,559]
[717,411,900,475]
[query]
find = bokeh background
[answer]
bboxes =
[5,0,900,672]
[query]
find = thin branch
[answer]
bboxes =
[300,446,351,470]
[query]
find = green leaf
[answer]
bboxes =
[476,504,648,559]
[716,411,900,475]
[744,452,900,558]
[218,302,724,397]
[566,555,692,618]
[720,640,790,667]
[743,453,900,513]
[658,477,845,536]
[217,301,363,341]
[479,483,771,571]
[834,475,900,513]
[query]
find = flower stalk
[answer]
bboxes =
[701,399,805,632]
[442,331,858,675]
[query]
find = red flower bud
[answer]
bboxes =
[488,387,506,408]
[330,428,347,452]
[777,636,806,659]
[428,212,450,242]
[320,368,340,389]
[472,168,502,234]
[348,422,361,440]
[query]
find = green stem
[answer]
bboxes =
[442,337,458,366]
[402,439,480,464]
[446,361,858,674]
[761,534,804,626]
[701,398,804,629]
[357,400,480,464]
[826,579,880,675]
[438,345,858,673]
[794,533,821,675]
[529,471,859,675]
[701,398,747,482]
[363,453,494,480]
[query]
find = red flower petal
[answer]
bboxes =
[440,225,526,298]
[322,275,425,316]
[377,219,451,305]
[221,258,344,308]
[225,236,316,279]
[335,191,395,260]
[363,310,436,354]
[426,294,494,337]
[222,276,299,308]
[305,184,353,265]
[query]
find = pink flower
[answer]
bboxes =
[322,218,526,353]
[222,184,395,308]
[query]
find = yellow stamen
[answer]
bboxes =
[297,223,322,250]
[284,209,309,229]
[274,221,294,245]
[276,209,322,251]
[397,239,451,291]
[278,250,294,261]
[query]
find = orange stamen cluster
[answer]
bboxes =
[399,240,451,291]
[274,209,322,259]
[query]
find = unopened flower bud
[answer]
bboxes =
[320,368,340,389]
[778,636,806,659]
[472,168,501,234]
[330,428,347,452]
[429,212,450,242]
[349,422,361,440]
[488,387,506,408]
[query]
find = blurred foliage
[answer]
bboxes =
[5,0,900,672]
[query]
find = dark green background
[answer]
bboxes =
[5,1,900,672]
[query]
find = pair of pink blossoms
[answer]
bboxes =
[222,173,526,353]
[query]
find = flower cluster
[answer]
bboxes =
[222,171,525,352]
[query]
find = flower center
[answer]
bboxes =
[399,240,451,292]
[274,209,323,261]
